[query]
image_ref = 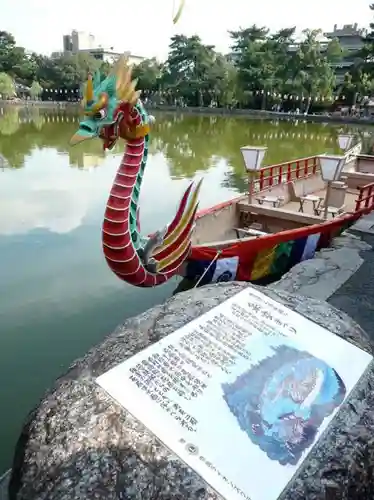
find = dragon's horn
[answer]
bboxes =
[129,90,141,106]
[122,79,138,101]
[114,55,134,100]
[86,73,94,104]
[111,54,130,79]
[93,69,101,88]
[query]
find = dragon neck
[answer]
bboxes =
[128,133,148,249]
[103,103,148,252]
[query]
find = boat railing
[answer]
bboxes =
[355,181,374,211]
[256,156,320,192]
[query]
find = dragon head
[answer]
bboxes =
[70,56,142,150]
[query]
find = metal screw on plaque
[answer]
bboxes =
[186,443,198,455]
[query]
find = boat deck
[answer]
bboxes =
[192,186,362,247]
[281,188,359,216]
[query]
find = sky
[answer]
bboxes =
[1,0,371,60]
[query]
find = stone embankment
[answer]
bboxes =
[2,221,374,500]
[1,99,373,126]
[270,231,371,300]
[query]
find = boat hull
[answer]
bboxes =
[181,203,363,287]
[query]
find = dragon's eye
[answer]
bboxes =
[94,109,107,120]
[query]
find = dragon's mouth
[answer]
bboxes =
[80,124,95,134]
[69,124,97,146]
[99,124,118,151]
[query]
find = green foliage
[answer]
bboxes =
[30,80,42,98]
[0,30,107,97]
[0,72,15,97]
[338,4,374,103]
[158,34,238,107]
[225,25,343,111]
[132,58,162,91]
[2,13,374,109]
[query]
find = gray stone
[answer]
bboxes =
[8,283,374,500]
[0,470,10,500]
[269,232,372,300]
[350,211,374,235]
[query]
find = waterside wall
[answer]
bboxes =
[1,100,374,126]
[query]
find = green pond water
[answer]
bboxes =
[0,106,368,473]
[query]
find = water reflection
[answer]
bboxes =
[0,107,369,236]
[0,106,360,190]
[0,107,346,170]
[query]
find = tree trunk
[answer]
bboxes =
[261,93,266,110]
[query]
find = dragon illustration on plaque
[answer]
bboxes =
[222,344,346,465]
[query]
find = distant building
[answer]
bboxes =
[62,34,73,53]
[284,24,366,85]
[77,48,144,65]
[61,30,144,65]
[323,24,367,84]
[63,30,96,53]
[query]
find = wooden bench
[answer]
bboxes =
[234,227,268,239]
[315,205,346,218]
[299,194,324,213]
[238,202,323,225]
[255,195,284,208]
[288,177,325,202]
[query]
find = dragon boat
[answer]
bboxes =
[70,58,374,289]
[182,149,374,287]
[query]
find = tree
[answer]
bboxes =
[205,54,238,107]
[30,80,42,99]
[351,3,374,94]
[268,27,297,87]
[289,29,337,112]
[229,25,269,53]
[229,26,277,108]
[0,31,31,81]
[0,72,15,98]
[162,35,221,106]
[0,26,356,108]
[132,58,163,91]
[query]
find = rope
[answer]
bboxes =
[194,250,222,288]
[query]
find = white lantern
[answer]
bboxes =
[240,146,267,172]
[318,154,346,182]
[338,134,354,151]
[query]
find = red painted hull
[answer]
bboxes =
[181,196,370,285]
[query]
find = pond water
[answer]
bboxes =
[0,106,362,473]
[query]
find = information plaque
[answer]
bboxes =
[97,287,372,500]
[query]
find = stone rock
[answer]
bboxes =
[8,283,374,500]
[331,232,372,252]
[270,231,372,300]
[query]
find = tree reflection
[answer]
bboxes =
[153,115,343,191]
[0,106,363,193]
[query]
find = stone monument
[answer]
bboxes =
[8,283,374,500]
